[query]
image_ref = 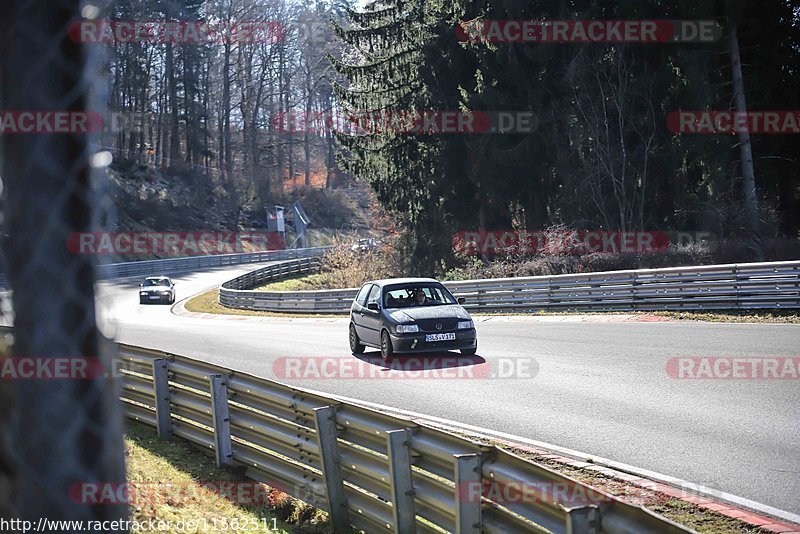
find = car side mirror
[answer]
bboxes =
[457,297,466,305]
[139,283,143,287]
[367,302,379,311]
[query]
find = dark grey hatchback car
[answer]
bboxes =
[349,278,477,359]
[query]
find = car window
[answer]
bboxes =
[355,284,372,306]
[143,279,169,287]
[384,284,456,307]
[384,287,411,308]
[366,285,380,306]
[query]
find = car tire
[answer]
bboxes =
[349,324,365,354]
[170,294,175,304]
[461,345,477,356]
[380,330,393,360]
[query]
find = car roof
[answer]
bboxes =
[144,276,170,280]
[368,277,439,287]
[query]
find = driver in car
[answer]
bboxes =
[413,289,427,306]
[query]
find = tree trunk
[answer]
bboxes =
[727,3,762,260]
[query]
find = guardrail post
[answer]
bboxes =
[314,406,349,531]
[454,454,481,534]
[152,358,172,440]
[566,506,599,534]
[387,429,416,534]
[209,374,233,468]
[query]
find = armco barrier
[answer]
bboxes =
[95,246,330,280]
[218,257,358,312]
[219,260,800,313]
[110,343,693,533]
[0,247,329,290]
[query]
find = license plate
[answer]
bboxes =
[149,295,160,299]
[425,333,455,342]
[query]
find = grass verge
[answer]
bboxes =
[125,421,331,533]
[253,273,330,292]
[647,310,800,323]
[182,289,344,318]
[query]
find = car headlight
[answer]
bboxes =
[396,324,419,333]
[140,291,147,295]
[458,320,474,329]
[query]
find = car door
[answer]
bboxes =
[352,284,374,341]
[359,284,383,346]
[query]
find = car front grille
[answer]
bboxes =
[416,318,458,332]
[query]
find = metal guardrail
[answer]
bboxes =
[219,257,358,312]
[113,343,692,533]
[0,247,329,290]
[95,247,330,280]
[219,260,800,313]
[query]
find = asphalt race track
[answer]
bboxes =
[98,264,800,515]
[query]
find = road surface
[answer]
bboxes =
[97,265,800,514]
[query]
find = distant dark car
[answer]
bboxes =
[349,278,477,359]
[139,276,176,304]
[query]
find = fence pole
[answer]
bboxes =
[152,359,173,439]
[566,506,599,534]
[314,406,349,531]
[454,454,482,534]
[387,429,416,534]
[209,375,233,468]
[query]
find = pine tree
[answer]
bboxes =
[332,0,452,272]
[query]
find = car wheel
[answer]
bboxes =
[380,330,393,360]
[461,345,477,356]
[349,324,365,354]
[170,293,175,304]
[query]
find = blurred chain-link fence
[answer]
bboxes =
[0,0,127,530]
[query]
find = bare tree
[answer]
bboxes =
[566,45,658,231]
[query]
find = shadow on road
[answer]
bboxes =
[353,351,485,370]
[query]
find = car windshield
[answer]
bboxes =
[383,284,456,308]
[143,279,170,287]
